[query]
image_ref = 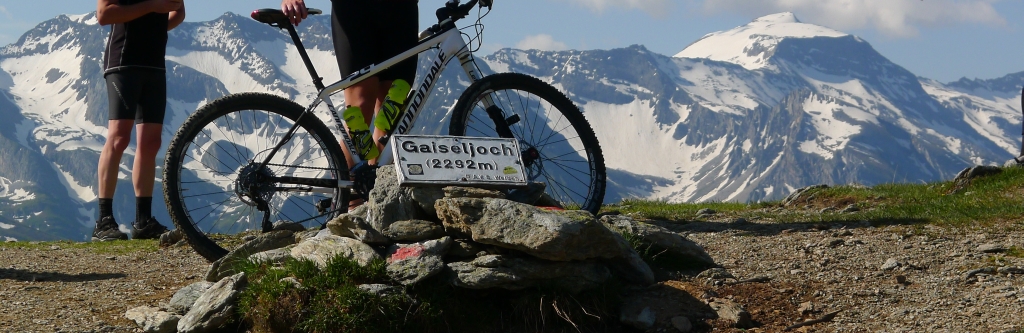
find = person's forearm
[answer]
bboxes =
[97,1,156,25]
[168,5,185,30]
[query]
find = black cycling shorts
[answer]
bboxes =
[105,68,166,124]
[331,0,418,83]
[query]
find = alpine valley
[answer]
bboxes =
[0,11,1020,241]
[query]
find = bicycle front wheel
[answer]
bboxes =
[449,73,606,214]
[164,93,349,262]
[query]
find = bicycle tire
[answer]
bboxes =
[448,73,606,214]
[164,93,349,262]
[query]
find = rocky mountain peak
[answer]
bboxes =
[674,12,849,71]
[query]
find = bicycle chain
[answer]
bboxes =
[262,162,369,199]
[263,162,335,171]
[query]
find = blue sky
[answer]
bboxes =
[0,0,1020,83]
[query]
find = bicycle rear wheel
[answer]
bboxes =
[448,73,606,214]
[163,93,348,262]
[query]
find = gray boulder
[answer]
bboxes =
[291,234,382,267]
[434,197,489,237]
[385,237,452,285]
[159,229,184,247]
[443,186,506,199]
[448,254,611,293]
[601,215,716,266]
[167,281,214,315]
[358,284,404,297]
[447,239,487,259]
[206,230,296,282]
[709,298,754,329]
[950,165,1002,193]
[436,198,628,261]
[178,273,247,333]
[383,219,446,242]
[366,166,422,233]
[248,246,294,265]
[125,306,180,333]
[604,240,656,286]
[271,221,307,232]
[410,187,446,220]
[1004,157,1024,168]
[326,204,389,245]
[782,184,828,207]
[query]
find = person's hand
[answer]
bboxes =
[281,0,308,26]
[150,0,183,13]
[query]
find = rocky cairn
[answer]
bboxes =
[127,167,716,333]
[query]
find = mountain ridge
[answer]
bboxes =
[0,11,1020,241]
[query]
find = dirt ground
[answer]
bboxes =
[1,219,1023,333]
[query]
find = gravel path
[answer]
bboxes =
[0,242,206,332]
[1,220,1022,333]
[680,220,1024,332]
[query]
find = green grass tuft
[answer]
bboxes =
[237,256,421,333]
[235,254,627,333]
[1007,246,1024,259]
[609,167,1024,229]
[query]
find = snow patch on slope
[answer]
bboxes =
[1,47,107,150]
[921,79,1020,156]
[798,95,863,159]
[167,49,276,95]
[675,12,847,71]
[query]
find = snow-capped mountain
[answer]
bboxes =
[0,11,1020,241]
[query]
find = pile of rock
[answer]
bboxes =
[126,167,716,333]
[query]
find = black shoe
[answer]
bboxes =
[92,216,128,242]
[131,216,170,240]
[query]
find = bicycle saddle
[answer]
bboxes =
[250,8,323,25]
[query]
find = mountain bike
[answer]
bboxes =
[163,0,606,262]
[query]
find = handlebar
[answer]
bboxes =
[419,0,493,40]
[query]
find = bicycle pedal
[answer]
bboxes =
[505,114,520,126]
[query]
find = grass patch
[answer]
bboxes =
[0,239,159,255]
[604,199,752,221]
[237,256,416,333]
[236,256,626,333]
[610,167,1024,228]
[1007,246,1024,259]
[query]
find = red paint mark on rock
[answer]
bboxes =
[389,245,425,262]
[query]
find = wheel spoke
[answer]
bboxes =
[449,74,605,214]
[165,95,348,261]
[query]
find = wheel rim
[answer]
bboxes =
[172,108,342,237]
[461,88,598,211]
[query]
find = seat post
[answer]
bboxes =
[284,23,326,91]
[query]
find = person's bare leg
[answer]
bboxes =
[133,123,162,197]
[98,120,136,199]
[342,77,380,208]
[371,79,393,155]
[340,77,381,167]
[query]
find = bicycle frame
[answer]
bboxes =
[320,26,486,166]
[261,17,491,193]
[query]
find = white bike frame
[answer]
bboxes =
[310,25,489,171]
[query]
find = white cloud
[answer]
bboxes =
[0,6,10,19]
[560,0,673,18]
[698,0,1006,37]
[516,34,569,51]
